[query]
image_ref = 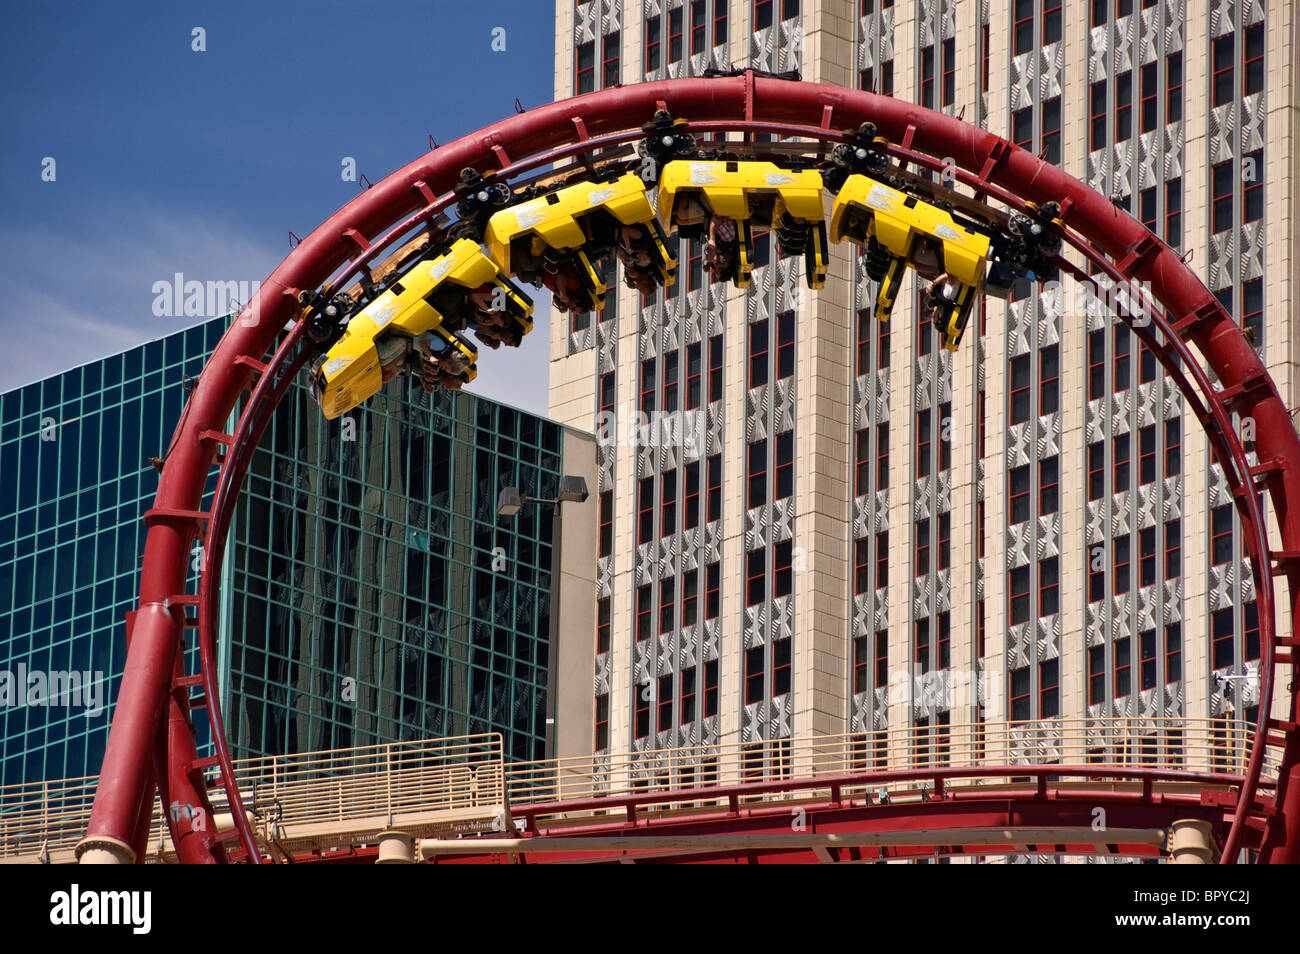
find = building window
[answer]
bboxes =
[777,311,795,379]
[1165,518,1182,578]
[638,476,654,543]
[746,548,765,606]
[1114,432,1130,493]
[1164,417,1181,476]
[684,461,700,531]
[853,635,870,693]
[854,538,871,595]
[1010,565,1030,625]
[681,666,697,723]
[915,618,930,674]
[599,489,613,557]
[854,428,870,496]
[1010,665,1030,720]
[920,44,935,109]
[659,577,675,634]
[1165,178,1182,248]
[1140,62,1157,133]
[1089,544,1106,602]
[1040,658,1060,718]
[772,638,791,696]
[1139,525,1156,587]
[1165,623,1182,682]
[602,31,621,87]
[915,519,931,576]
[855,309,871,375]
[1010,465,1030,524]
[916,409,931,477]
[1113,533,1131,594]
[1242,278,1263,347]
[1010,354,1031,424]
[667,6,683,62]
[1091,0,1107,26]
[640,357,656,413]
[636,584,652,641]
[1245,601,1260,661]
[1040,556,1059,616]
[1212,33,1234,107]
[744,645,765,703]
[683,571,698,626]
[941,37,956,106]
[1140,629,1157,691]
[746,439,767,509]
[707,453,721,522]
[645,14,662,73]
[1040,345,1059,415]
[1115,70,1132,140]
[1042,0,1062,44]
[774,431,793,500]
[1012,107,1033,151]
[706,562,720,619]
[1042,97,1061,165]
[663,351,679,413]
[1114,636,1131,697]
[748,319,769,388]
[1088,329,1105,399]
[773,540,793,599]
[595,694,610,749]
[1211,505,1233,565]
[599,371,616,415]
[576,41,596,95]
[635,686,650,738]
[1244,23,1264,95]
[1211,160,1234,233]
[1243,150,1263,224]
[937,511,951,571]
[1013,0,1034,55]
[1140,186,1157,232]
[1089,81,1107,151]
[1040,456,1060,515]
[1212,608,1234,669]
[686,342,702,410]
[937,612,951,669]
[704,658,719,717]
[708,333,723,402]
[1088,645,1106,704]
[597,597,611,653]
[657,673,674,732]
[876,529,889,588]
[661,467,677,533]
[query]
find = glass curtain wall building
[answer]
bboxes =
[0,319,223,787]
[2,313,597,788]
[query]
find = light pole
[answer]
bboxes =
[496,476,589,758]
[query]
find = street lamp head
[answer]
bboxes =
[496,486,523,518]
[556,475,589,504]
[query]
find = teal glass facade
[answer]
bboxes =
[0,319,224,787]
[227,376,564,762]
[2,316,565,787]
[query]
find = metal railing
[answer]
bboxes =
[0,733,503,862]
[0,718,1277,861]
[502,718,1278,806]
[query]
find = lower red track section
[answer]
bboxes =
[78,74,1300,864]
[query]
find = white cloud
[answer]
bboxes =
[0,211,280,392]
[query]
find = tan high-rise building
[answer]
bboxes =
[549,0,1298,767]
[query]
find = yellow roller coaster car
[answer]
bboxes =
[313,238,531,419]
[657,159,829,289]
[484,173,676,313]
[829,174,991,352]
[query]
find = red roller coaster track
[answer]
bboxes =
[75,74,1300,864]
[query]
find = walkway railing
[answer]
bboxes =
[0,733,503,862]
[0,718,1278,861]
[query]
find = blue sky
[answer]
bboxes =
[0,0,557,414]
